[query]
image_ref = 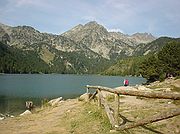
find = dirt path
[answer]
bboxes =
[0,99,82,134]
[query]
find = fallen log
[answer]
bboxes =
[116,108,180,131]
[86,85,180,100]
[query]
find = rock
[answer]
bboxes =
[79,93,91,101]
[168,101,172,104]
[20,110,32,116]
[48,97,63,106]
[110,130,117,133]
[10,115,14,118]
[0,117,5,120]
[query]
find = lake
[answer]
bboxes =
[0,74,146,115]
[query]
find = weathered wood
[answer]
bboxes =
[114,93,120,126]
[116,108,180,131]
[86,85,180,100]
[89,90,98,101]
[98,91,116,127]
[86,87,89,93]
[98,89,102,107]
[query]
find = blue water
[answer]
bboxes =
[0,74,146,115]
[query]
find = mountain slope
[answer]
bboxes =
[62,21,155,59]
[0,21,157,74]
[104,37,180,76]
[134,37,180,56]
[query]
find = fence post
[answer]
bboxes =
[98,89,102,107]
[114,92,120,127]
[86,87,89,93]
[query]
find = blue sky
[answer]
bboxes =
[0,0,179,37]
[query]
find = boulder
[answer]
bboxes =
[79,93,91,101]
[48,97,63,106]
[0,117,5,120]
[20,110,32,116]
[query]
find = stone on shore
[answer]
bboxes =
[79,93,92,101]
[0,117,5,120]
[20,110,32,116]
[48,97,63,106]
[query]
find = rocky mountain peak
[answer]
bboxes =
[15,25,40,34]
[62,21,109,43]
[131,32,156,44]
[84,21,98,26]
[83,21,108,32]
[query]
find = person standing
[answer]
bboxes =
[124,79,129,86]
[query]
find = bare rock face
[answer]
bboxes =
[0,21,156,60]
[131,33,156,44]
[62,21,136,59]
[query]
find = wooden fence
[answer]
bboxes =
[86,85,180,131]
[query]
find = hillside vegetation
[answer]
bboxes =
[0,41,110,74]
[0,21,155,74]
[104,38,180,82]
[140,41,180,82]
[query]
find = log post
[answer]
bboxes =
[98,89,102,107]
[114,92,120,127]
[99,91,116,127]
[86,87,89,93]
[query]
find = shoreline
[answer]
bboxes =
[0,79,179,133]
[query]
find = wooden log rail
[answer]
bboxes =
[86,85,180,100]
[86,85,180,131]
[116,108,180,131]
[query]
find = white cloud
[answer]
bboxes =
[107,28,124,33]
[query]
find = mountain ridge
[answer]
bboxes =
[0,21,156,60]
[2,21,174,74]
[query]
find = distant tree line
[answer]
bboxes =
[0,41,111,74]
[103,40,180,82]
[140,41,180,82]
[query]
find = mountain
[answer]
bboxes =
[109,32,155,47]
[0,21,158,74]
[131,32,156,44]
[62,21,156,59]
[103,37,180,76]
[133,37,180,56]
[0,24,111,74]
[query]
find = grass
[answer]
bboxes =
[171,86,180,92]
[106,94,115,102]
[56,103,113,134]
